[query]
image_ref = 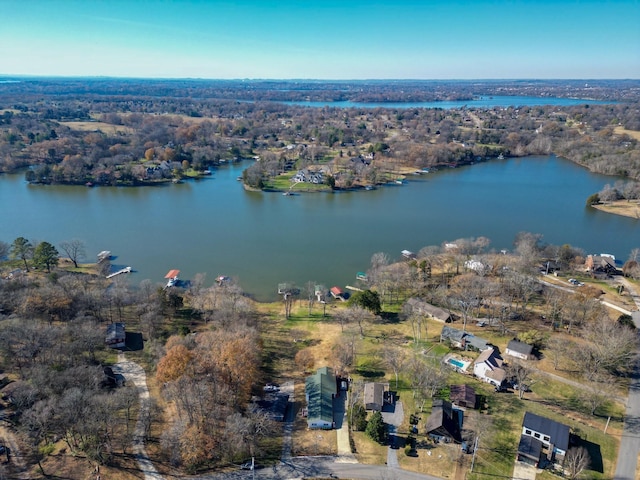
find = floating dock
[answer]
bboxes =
[106,266,132,279]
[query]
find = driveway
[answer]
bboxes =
[113,353,164,480]
[382,400,404,469]
[512,461,537,480]
[614,278,640,480]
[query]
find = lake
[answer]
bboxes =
[281,96,614,109]
[0,156,637,301]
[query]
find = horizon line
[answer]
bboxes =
[1,74,639,82]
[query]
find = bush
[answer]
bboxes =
[365,411,387,444]
[350,403,368,431]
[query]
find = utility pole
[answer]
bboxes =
[252,456,255,480]
[470,436,479,472]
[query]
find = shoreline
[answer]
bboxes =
[591,200,640,219]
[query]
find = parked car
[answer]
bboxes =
[263,383,279,392]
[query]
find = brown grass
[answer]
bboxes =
[60,121,134,134]
[592,200,640,219]
[614,126,640,141]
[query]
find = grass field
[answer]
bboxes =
[592,200,640,219]
[614,126,640,141]
[60,120,134,134]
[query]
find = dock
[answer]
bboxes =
[106,266,132,279]
[345,285,363,292]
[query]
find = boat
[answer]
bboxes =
[497,153,505,160]
[395,179,404,185]
[365,185,374,191]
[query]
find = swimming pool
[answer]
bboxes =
[449,358,465,368]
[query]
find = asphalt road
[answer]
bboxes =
[190,456,443,480]
[613,278,640,480]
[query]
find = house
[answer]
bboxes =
[517,412,570,467]
[305,366,336,429]
[505,339,535,360]
[473,348,506,387]
[425,399,462,442]
[401,250,417,260]
[405,298,452,323]
[449,384,477,409]
[364,382,389,411]
[105,322,126,349]
[585,254,618,276]
[330,286,346,301]
[440,326,491,352]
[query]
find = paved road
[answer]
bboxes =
[191,456,443,480]
[614,277,640,480]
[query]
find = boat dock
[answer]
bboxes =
[106,266,132,279]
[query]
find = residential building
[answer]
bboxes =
[364,382,389,411]
[305,366,336,429]
[505,339,535,360]
[425,399,462,442]
[517,412,570,468]
[449,384,477,409]
[473,348,506,387]
[105,322,126,349]
[441,326,491,352]
[406,298,452,323]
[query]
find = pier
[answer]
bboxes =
[106,266,132,279]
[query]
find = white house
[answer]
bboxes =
[473,348,506,387]
[505,339,534,360]
[517,412,570,468]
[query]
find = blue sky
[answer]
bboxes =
[1,0,638,79]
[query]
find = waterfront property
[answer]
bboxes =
[517,412,570,468]
[305,366,336,429]
[406,298,452,323]
[105,322,126,349]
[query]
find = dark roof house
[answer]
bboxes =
[517,412,570,467]
[449,384,477,409]
[440,326,491,351]
[105,322,126,349]
[364,382,388,411]
[505,339,535,360]
[425,399,462,442]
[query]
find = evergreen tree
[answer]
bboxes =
[365,411,387,444]
[32,241,59,273]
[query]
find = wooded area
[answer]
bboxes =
[0,79,639,190]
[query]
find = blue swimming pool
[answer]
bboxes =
[449,358,465,368]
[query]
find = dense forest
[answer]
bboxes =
[0,78,639,190]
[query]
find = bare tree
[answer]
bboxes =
[59,239,86,268]
[382,346,405,389]
[505,360,533,399]
[564,446,591,479]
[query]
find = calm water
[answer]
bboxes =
[282,96,614,109]
[0,156,637,301]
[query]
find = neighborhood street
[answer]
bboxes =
[614,277,640,480]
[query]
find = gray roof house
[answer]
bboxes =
[364,382,388,411]
[105,322,126,349]
[473,348,506,387]
[505,339,535,360]
[305,366,336,429]
[440,326,491,352]
[449,384,477,409]
[517,412,570,467]
[406,298,452,323]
